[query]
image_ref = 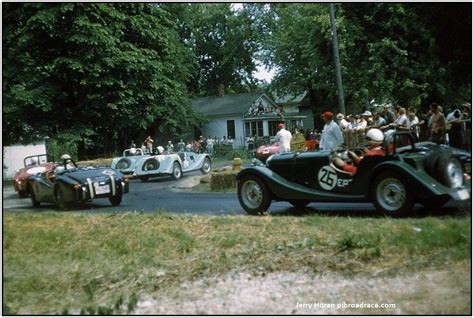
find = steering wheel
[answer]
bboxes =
[330,147,353,164]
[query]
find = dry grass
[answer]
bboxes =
[77,158,113,167]
[3,212,471,314]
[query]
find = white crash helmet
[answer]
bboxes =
[30,157,38,165]
[129,148,137,155]
[365,128,384,145]
[157,146,164,154]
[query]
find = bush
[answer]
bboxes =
[213,145,253,160]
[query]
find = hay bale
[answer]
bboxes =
[200,175,211,184]
[210,171,238,191]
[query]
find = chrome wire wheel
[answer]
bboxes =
[171,162,182,180]
[241,180,264,210]
[445,159,463,188]
[376,177,406,211]
[201,158,211,174]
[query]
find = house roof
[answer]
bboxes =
[273,91,308,104]
[189,92,275,117]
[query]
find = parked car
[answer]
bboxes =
[110,148,150,176]
[237,132,471,217]
[130,150,212,182]
[13,154,56,198]
[28,154,129,210]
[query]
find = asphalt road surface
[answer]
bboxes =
[3,171,471,217]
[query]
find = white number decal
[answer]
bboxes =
[318,166,338,190]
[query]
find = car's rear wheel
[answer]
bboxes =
[29,185,40,208]
[200,157,211,175]
[237,175,271,215]
[109,192,122,206]
[289,200,309,209]
[371,172,414,217]
[55,187,68,210]
[171,162,182,180]
[18,190,28,198]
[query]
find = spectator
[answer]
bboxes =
[206,136,214,155]
[319,112,344,151]
[144,136,154,154]
[336,113,350,130]
[273,123,292,153]
[371,112,386,128]
[177,139,186,152]
[381,104,396,125]
[447,108,463,148]
[428,102,446,144]
[130,140,136,148]
[166,140,174,153]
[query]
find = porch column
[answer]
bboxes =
[263,120,269,136]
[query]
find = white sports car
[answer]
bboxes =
[111,148,212,182]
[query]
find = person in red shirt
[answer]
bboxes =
[332,128,386,174]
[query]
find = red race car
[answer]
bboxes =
[255,143,280,162]
[13,154,56,198]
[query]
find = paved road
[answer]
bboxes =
[3,171,470,217]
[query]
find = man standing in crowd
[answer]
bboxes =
[381,104,396,125]
[273,123,292,153]
[144,136,154,154]
[320,111,344,151]
[429,102,446,144]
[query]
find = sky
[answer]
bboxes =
[253,64,276,83]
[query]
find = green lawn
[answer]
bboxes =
[3,211,471,314]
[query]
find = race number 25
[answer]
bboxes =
[318,166,337,190]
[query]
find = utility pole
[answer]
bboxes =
[329,3,345,115]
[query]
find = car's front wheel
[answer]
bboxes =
[200,157,211,175]
[109,192,122,206]
[371,172,414,217]
[55,187,68,210]
[18,190,28,198]
[171,162,182,180]
[237,175,271,215]
[29,185,40,208]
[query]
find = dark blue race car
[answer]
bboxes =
[237,132,471,217]
[28,154,129,210]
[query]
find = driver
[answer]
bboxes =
[332,128,385,174]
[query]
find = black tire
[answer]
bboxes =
[140,176,149,182]
[18,190,28,198]
[29,186,40,208]
[371,171,414,217]
[200,157,212,175]
[435,155,464,189]
[55,187,68,210]
[171,161,182,180]
[142,159,159,171]
[289,200,309,209]
[237,174,271,215]
[109,192,122,206]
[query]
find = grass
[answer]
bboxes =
[3,211,471,314]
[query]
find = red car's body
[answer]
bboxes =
[13,154,56,198]
[255,143,280,162]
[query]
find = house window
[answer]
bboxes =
[245,121,263,137]
[268,121,279,136]
[227,120,235,139]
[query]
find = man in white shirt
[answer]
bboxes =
[319,112,344,151]
[273,123,292,153]
[336,113,350,130]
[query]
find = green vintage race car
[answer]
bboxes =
[236,132,471,217]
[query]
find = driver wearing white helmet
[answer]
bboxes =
[332,128,385,174]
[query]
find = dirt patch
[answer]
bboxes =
[133,263,470,315]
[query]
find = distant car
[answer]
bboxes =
[237,132,471,217]
[131,151,212,182]
[255,143,280,162]
[110,148,150,176]
[27,154,129,210]
[13,154,56,198]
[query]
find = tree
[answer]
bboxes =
[3,3,198,157]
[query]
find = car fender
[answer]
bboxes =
[54,176,79,203]
[367,160,452,201]
[236,166,366,202]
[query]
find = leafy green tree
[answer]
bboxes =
[3,3,197,157]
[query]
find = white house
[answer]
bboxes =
[3,139,47,179]
[190,92,306,148]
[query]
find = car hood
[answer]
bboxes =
[60,168,121,183]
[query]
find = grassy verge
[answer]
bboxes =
[3,212,470,314]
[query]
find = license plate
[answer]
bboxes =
[94,184,110,195]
